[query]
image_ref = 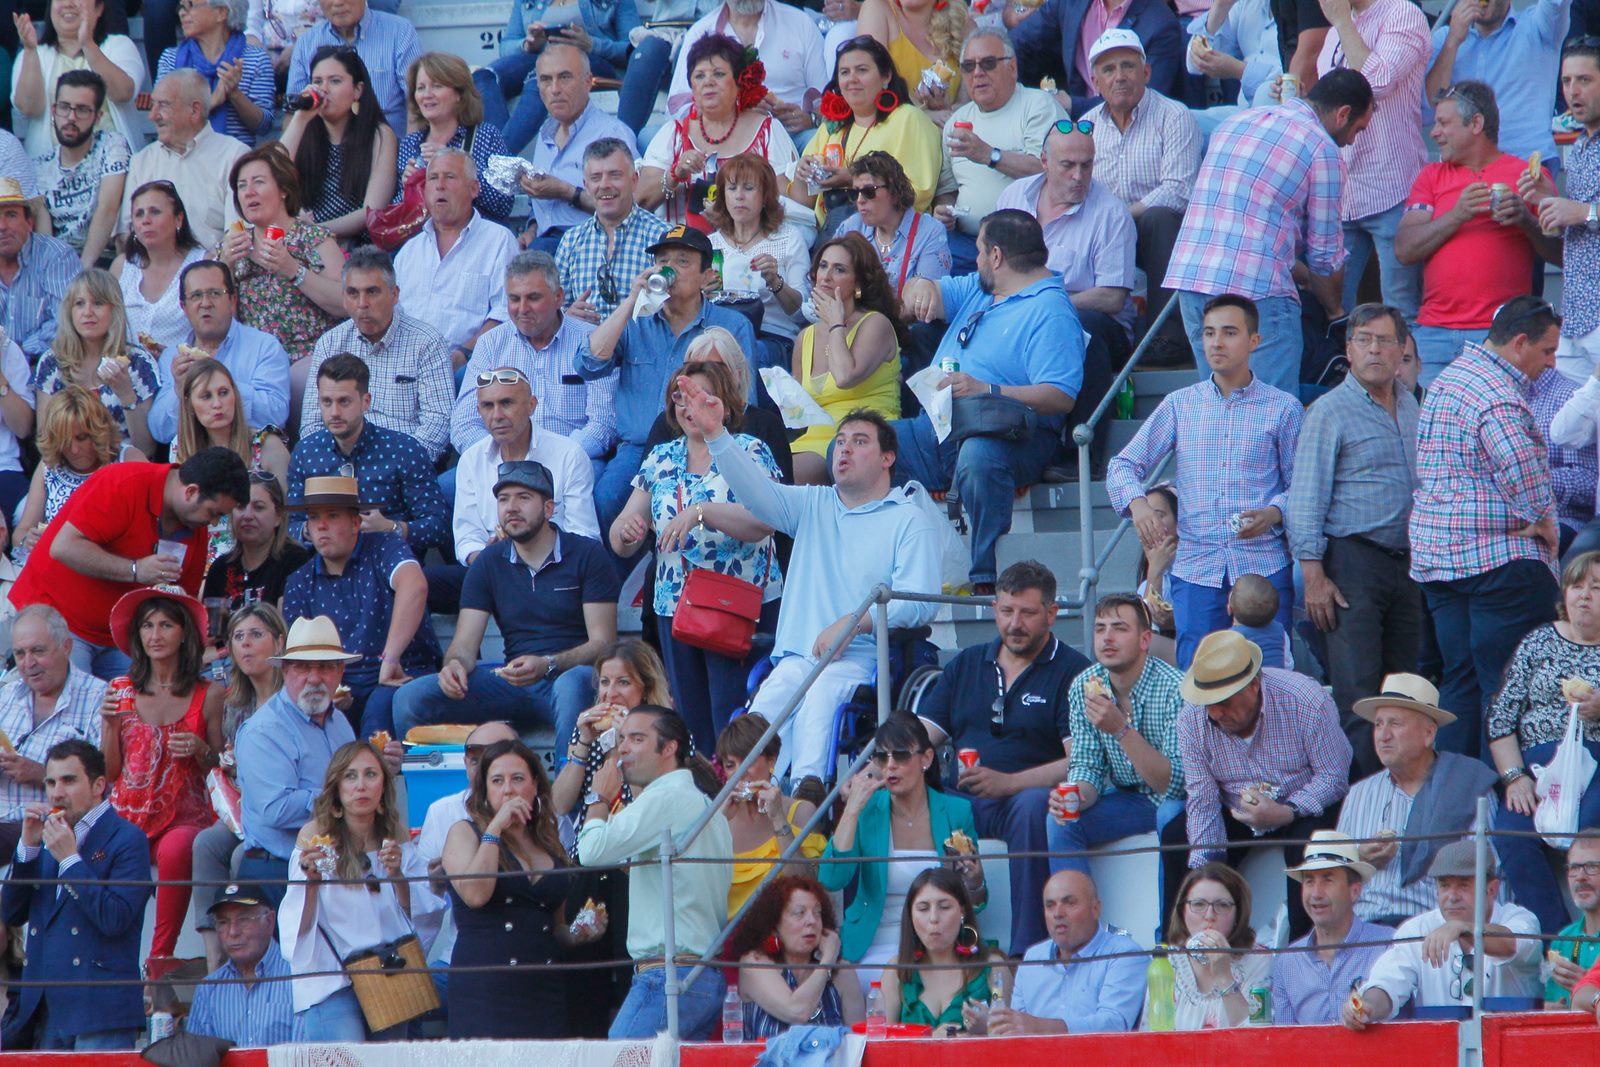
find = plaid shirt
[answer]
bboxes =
[0,668,105,822]
[1409,341,1555,583]
[1530,368,1597,534]
[554,208,670,321]
[450,315,616,457]
[299,312,455,461]
[1165,99,1347,300]
[1107,375,1302,589]
[1067,656,1186,803]
[1084,89,1202,212]
[1178,667,1352,866]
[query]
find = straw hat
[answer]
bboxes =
[287,475,375,510]
[1179,631,1263,706]
[109,585,208,656]
[1285,830,1376,882]
[269,615,362,664]
[0,178,27,206]
[1351,673,1457,726]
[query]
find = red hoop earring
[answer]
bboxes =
[762,932,781,956]
[876,89,899,114]
[955,925,981,957]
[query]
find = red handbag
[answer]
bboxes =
[672,567,764,659]
[365,162,427,251]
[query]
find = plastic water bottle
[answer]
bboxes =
[1145,948,1176,1031]
[866,980,887,1037]
[721,987,743,1043]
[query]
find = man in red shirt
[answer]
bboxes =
[8,448,249,679]
[1395,79,1561,386]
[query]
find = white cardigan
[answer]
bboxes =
[10,37,148,157]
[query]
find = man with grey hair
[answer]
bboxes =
[118,68,248,248]
[301,245,453,458]
[152,0,277,144]
[934,29,1061,273]
[285,0,419,133]
[451,250,614,460]
[555,138,668,324]
[1395,79,1558,385]
[0,604,105,857]
[668,0,827,139]
[395,147,518,367]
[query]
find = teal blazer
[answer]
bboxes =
[820,788,981,962]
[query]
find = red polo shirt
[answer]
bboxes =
[9,463,207,647]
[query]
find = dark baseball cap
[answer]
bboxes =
[493,460,555,499]
[207,883,274,914]
[646,224,714,259]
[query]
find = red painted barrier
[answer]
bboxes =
[1481,1011,1600,1066]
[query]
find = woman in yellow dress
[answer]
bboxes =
[857,0,972,116]
[790,233,904,485]
[717,715,827,915]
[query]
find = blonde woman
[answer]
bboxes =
[857,0,972,113]
[31,268,160,455]
[396,52,512,222]
[175,358,289,564]
[15,385,145,560]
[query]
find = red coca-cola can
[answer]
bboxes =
[957,748,979,770]
[953,120,973,130]
[263,225,286,242]
[1055,782,1080,822]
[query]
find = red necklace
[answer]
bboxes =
[697,108,738,145]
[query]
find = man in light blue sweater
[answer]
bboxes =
[682,377,944,793]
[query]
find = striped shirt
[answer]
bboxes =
[16,798,111,885]
[186,940,294,1046]
[156,42,278,145]
[0,669,105,822]
[1178,667,1352,866]
[1408,341,1555,583]
[1164,99,1347,300]
[1083,89,1201,212]
[1529,368,1597,535]
[0,233,80,360]
[299,312,455,461]
[1560,132,1600,339]
[451,314,615,457]
[555,208,670,322]
[1287,372,1419,560]
[1107,375,1302,589]
[1066,656,1186,802]
[1314,0,1430,221]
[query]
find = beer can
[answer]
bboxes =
[1491,182,1511,212]
[1279,74,1299,101]
[150,1011,175,1043]
[263,225,286,242]
[957,748,979,770]
[1055,782,1080,822]
[940,356,961,375]
[1248,986,1272,1024]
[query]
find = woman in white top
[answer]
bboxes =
[11,0,148,156]
[704,154,810,352]
[1162,862,1270,1031]
[281,740,427,1043]
[112,181,207,363]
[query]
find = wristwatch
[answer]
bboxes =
[583,790,605,808]
[987,147,1003,169]
[1588,203,1600,233]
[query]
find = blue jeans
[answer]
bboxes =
[1168,564,1294,670]
[293,986,408,1043]
[967,787,1052,954]
[1341,202,1421,322]
[354,680,401,739]
[1049,789,1184,939]
[392,665,595,741]
[609,963,725,1039]
[889,413,1063,585]
[596,441,646,551]
[39,1028,139,1050]
[475,36,669,147]
[236,851,289,909]
[1413,325,1482,387]
[657,601,779,756]
[947,228,978,276]
[1423,559,1558,758]
[1495,737,1600,932]
[67,637,131,681]
[1178,291,1302,398]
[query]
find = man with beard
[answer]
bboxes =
[1547,833,1600,1006]
[918,560,1089,954]
[394,460,617,745]
[233,614,401,905]
[33,70,128,267]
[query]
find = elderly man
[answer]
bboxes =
[0,605,104,857]
[1273,831,1394,1024]
[1345,839,1541,1027]
[35,70,128,267]
[964,870,1145,1034]
[1395,81,1558,384]
[284,476,442,738]
[119,69,248,249]
[1545,833,1600,1006]
[1336,674,1497,927]
[285,0,420,133]
[1287,304,1421,776]
[148,258,291,445]
[394,150,518,366]
[669,0,826,133]
[1081,29,1200,356]
[556,139,669,324]
[1411,296,1560,756]
[1008,0,1186,116]
[997,120,1137,364]
[451,251,613,459]
[396,459,616,741]
[298,246,453,458]
[185,883,293,1047]
[0,177,78,361]
[1160,630,1352,940]
[516,43,635,252]
[899,211,1084,593]
[935,30,1061,273]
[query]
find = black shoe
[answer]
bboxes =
[1140,335,1195,368]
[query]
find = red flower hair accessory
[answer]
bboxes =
[735,53,769,113]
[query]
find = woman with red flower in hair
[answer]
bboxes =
[640,34,812,238]
[791,35,945,235]
[727,874,865,1038]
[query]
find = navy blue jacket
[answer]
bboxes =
[1010,0,1187,116]
[2,809,153,1044]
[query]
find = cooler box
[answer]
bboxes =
[402,744,467,828]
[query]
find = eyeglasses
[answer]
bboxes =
[1448,952,1475,1000]
[51,102,96,120]
[184,287,229,304]
[1566,35,1600,54]
[852,183,886,201]
[1052,119,1095,136]
[1349,331,1399,349]
[958,56,1012,74]
[1568,861,1600,876]
[869,747,921,766]
[1490,298,1555,340]
[957,306,989,348]
[1184,898,1237,915]
[476,369,526,388]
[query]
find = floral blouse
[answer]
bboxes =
[234,222,340,362]
[31,345,160,444]
[632,434,785,617]
[1486,623,1600,748]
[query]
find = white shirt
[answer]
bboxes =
[1363,901,1542,1017]
[10,38,148,157]
[939,87,1065,234]
[394,212,517,350]
[453,418,600,560]
[668,1,828,114]
[415,788,469,962]
[119,127,249,248]
[0,339,35,474]
[120,246,207,360]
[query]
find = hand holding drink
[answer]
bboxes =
[1050,782,1080,824]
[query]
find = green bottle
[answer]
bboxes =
[1145,946,1176,1031]
[1114,377,1136,419]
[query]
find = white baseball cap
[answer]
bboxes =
[1087,28,1146,66]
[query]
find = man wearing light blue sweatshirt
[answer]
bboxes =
[681,377,943,794]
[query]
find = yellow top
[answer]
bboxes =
[792,312,902,457]
[728,800,829,915]
[887,31,961,106]
[802,104,945,222]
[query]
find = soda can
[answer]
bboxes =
[940,355,961,375]
[263,225,286,242]
[1279,74,1299,101]
[150,1011,175,1043]
[1055,782,1080,822]
[1490,182,1511,212]
[957,748,980,770]
[1248,986,1272,1024]
[823,143,844,170]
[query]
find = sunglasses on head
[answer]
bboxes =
[1052,118,1095,136]
[248,468,277,485]
[476,369,526,388]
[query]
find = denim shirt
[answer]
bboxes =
[499,0,639,65]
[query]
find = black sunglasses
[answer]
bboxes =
[869,747,921,766]
[597,260,620,306]
[958,56,1012,74]
[957,306,989,348]
[852,183,886,201]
